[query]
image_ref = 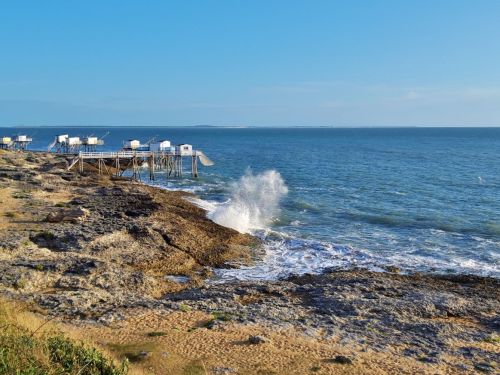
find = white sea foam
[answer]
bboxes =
[187,197,219,212]
[212,231,500,282]
[212,235,384,282]
[154,170,500,281]
[208,170,288,233]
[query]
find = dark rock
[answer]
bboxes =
[474,362,495,373]
[248,335,269,345]
[138,351,152,359]
[331,355,353,365]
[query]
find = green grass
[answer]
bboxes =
[182,360,206,375]
[179,304,191,312]
[196,311,235,330]
[22,239,32,247]
[13,278,26,290]
[37,231,55,241]
[0,299,128,375]
[483,335,500,344]
[211,311,233,322]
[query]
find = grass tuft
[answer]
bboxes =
[0,298,128,375]
[38,231,55,241]
[483,335,500,344]
[211,311,233,322]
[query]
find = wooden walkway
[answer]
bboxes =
[72,151,199,180]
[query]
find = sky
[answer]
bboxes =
[1,0,500,127]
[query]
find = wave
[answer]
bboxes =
[208,169,288,233]
[150,170,500,281]
[213,232,500,282]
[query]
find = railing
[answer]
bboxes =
[78,150,197,158]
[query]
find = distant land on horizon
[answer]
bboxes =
[2,124,500,129]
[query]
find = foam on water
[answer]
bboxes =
[211,231,500,282]
[212,234,385,282]
[207,169,288,233]
[181,170,500,281]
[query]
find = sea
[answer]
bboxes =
[4,126,500,280]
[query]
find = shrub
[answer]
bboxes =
[48,336,128,375]
[211,311,233,322]
[38,231,55,241]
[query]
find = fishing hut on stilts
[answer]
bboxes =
[71,149,210,181]
[48,132,212,180]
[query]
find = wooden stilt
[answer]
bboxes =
[75,150,205,181]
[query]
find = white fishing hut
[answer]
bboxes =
[82,136,105,151]
[124,140,141,150]
[57,134,69,143]
[83,136,98,145]
[67,137,81,146]
[176,144,193,156]
[149,140,171,152]
[48,134,70,153]
[0,136,12,149]
[14,135,28,142]
[13,135,32,150]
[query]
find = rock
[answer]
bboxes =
[212,367,237,374]
[45,207,89,223]
[65,259,100,275]
[138,351,152,359]
[418,356,440,364]
[474,362,495,373]
[248,335,269,345]
[384,266,401,273]
[331,355,354,365]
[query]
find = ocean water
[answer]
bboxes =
[5,126,500,279]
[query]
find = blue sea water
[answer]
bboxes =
[4,126,500,279]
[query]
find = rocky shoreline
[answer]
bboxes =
[168,270,499,369]
[0,150,255,318]
[0,150,498,374]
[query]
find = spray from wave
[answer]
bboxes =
[209,169,288,233]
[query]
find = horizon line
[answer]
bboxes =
[1,124,500,129]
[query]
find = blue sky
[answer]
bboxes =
[1,0,500,127]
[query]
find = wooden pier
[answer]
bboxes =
[70,151,200,181]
